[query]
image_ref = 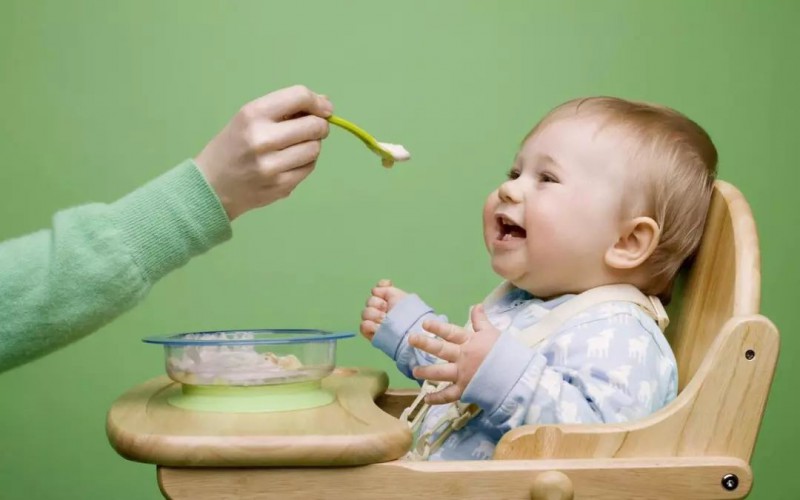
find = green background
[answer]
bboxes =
[1,1,797,498]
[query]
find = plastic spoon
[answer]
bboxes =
[327,115,410,168]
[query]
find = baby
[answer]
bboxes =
[360,97,718,461]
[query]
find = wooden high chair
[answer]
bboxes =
[123,181,779,500]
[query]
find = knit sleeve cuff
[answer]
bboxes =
[372,294,435,360]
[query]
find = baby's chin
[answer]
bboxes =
[490,257,553,296]
[490,256,526,284]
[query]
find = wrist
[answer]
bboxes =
[193,157,238,221]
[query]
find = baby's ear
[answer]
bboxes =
[605,217,660,270]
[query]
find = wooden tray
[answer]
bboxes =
[106,367,412,467]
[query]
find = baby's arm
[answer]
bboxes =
[367,287,451,383]
[461,312,678,435]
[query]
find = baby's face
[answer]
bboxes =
[482,115,632,297]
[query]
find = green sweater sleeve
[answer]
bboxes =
[0,159,232,373]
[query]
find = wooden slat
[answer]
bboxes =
[158,456,752,500]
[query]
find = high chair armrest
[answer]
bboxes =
[158,456,752,500]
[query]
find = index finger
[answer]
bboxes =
[409,333,460,362]
[251,85,333,121]
[422,320,470,345]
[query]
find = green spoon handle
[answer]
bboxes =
[327,115,381,151]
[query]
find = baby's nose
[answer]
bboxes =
[498,180,523,204]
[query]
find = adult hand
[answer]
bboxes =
[195,85,334,221]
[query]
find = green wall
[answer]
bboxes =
[1,1,797,498]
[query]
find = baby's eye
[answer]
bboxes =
[539,172,559,183]
[506,168,521,180]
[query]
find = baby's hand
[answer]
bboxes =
[359,279,408,341]
[409,304,500,405]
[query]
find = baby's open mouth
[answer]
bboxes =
[497,215,527,241]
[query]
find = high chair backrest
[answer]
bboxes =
[494,179,778,467]
[666,180,761,391]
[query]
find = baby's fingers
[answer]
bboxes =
[409,333,460,362]
[425,384,462,405]
[366,296,387,312]
[421,320,470,345]
[372,286,392,300]
[413,363,458,384]
[360,320,379,341]
[361,307,385,323]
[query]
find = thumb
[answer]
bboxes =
[470,303,493,332]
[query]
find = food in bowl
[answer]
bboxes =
[143,329,354,386]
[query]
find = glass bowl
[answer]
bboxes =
[143,329,354,387]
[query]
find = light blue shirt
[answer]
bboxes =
[372,287,678,460]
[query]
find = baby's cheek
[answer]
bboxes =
[525,206,574,264]
[526,203,562,240]
[482,192,498,219]
[482,203,494,228]
[482,193,499,247]
[526,234,562,267]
